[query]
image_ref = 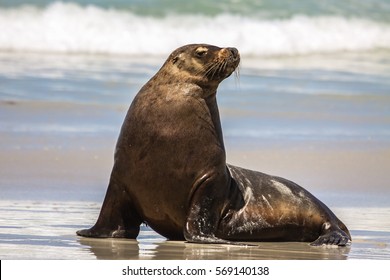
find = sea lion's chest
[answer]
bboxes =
[115,83,225,226]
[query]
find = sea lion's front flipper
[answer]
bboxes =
[183,172,245,245]
[77,180,142,239]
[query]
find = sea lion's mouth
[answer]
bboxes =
[204,47,240,80]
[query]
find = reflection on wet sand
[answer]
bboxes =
[1,200,390,259]
[78,226,350,260]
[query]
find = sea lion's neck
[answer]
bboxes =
[150,68,225,149]
[205,94,225,152]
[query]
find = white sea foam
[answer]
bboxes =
[0,2,390,56]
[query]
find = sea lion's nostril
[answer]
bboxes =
[228,47,239,59]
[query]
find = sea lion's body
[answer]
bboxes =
[77,44,351,246]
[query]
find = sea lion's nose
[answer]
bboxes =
[227,47,239,59]
[218,47,240,62]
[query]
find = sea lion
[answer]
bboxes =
[77,44,351,246]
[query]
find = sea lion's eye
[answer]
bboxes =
[195,47,208,58]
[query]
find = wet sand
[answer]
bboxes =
[0,199,389,260]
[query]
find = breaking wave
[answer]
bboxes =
[1,2,390,56]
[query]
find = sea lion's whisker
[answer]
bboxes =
[234,64,240,84]
[204,64,217,76]
[210,62,221,79]
[218,61,225,76]
[204,62,219,78]
[211,64,220,79]
[222,60,228,73]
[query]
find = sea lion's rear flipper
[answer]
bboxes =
[77,181,142,239]
[310,222,351,246]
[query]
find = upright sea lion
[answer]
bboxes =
[77,44,351,246]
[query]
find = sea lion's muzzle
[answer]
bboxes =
[218,47,240,63]
[227,47,240,61]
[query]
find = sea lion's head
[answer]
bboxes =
[164,44,240,87]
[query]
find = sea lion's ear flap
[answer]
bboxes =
[172,53,183,65]
[172,56,179,64]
